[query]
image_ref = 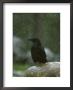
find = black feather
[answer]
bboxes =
[29,38,47,64]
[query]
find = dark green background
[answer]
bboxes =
[13,13,60,54]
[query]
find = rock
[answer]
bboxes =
[26,51,34,64]
[45,48,55,61]
[13,70,24,77]
[13,36,27,60]
[24,62,60,77]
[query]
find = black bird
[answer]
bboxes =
[29,38,47,64]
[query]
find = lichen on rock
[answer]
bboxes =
[24,62,60,77]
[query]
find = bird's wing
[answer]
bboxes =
[37,47,46,59]
[31,46,47,63]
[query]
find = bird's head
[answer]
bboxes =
[28,38,41,46]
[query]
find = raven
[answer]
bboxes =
[29,38,47,64]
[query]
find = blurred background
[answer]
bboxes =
[13,13,60,76]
